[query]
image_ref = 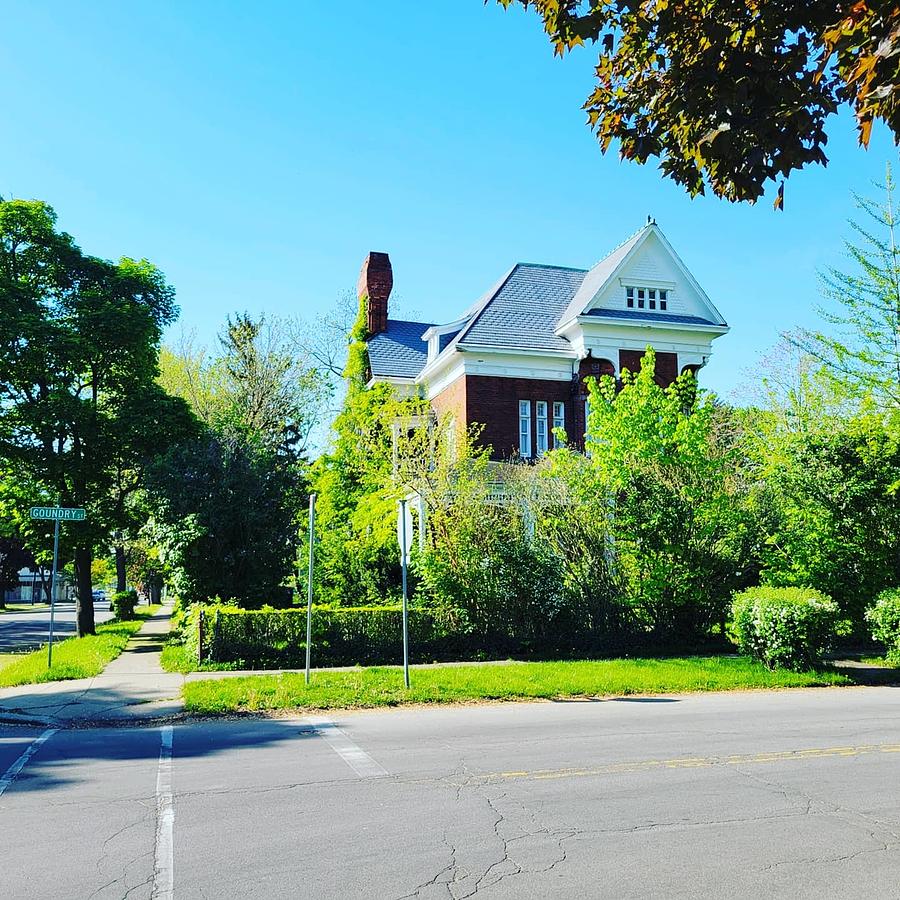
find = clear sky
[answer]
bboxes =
[2,1,897,399]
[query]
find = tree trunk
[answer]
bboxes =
[115,544,127,593]
[149,577,161,605]
[73,546,96,636]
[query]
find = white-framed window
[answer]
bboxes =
[552,401,565,446]
[518,400,532,457]
[536,401,548,456]
[626,286,668,312]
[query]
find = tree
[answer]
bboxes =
[791,169,900,414]
[0,537,33,609]
[0,199,184,634]
[497,1,900,204]
[582,350,751,640]
[151,314,327,607]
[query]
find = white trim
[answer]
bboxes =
[456,344,578,359]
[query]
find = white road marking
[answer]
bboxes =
[152,726,175,900]
[0,728,56,797]
[305,716,388,778]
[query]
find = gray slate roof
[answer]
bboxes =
[367,319,433,378]
[456,264,587,351]
[584,309,726,327]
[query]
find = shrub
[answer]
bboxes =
[866,588,900,666]
[111,589,139,620]
[731,586,839,670]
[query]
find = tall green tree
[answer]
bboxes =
[792,169,900,415]
[0,199,185,634]
[582,350,751,639]
[497,1,900,204]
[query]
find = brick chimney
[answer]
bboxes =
[357,251,393,336]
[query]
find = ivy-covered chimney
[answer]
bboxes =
[357,251,393,336]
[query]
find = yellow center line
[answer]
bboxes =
[488,743,900,782]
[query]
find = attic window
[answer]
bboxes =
[626,286,668,312]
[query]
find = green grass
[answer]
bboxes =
[182,656,852,715]
[0,606,160,688]
[861,656,899,668]
[0,603,50,614]
[160,643,243,674]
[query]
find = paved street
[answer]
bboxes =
[0,601,115,652]
[2,686,899,899]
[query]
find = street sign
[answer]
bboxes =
[28,504,86,667]
[396,502,413,566]
[30,506,86,521]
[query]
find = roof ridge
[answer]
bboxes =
[585,222,649,271]
[515,261,588,273]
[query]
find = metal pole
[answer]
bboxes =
[400,498,410,689]
[47,515,60,668]
[305,493,316,685]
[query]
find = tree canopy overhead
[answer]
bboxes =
[497,1,900,205]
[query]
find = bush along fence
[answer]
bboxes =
[184,604,467,668]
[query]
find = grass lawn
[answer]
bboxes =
[183,656,852,715]
[0,606,159,688]
[0,603,50,614]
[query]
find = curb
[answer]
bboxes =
[0,711,59,728]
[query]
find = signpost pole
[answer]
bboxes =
[305,493,316,685]
[47,513,60,668]
[400,498,410,689]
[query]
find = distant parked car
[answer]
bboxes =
[91,589,107,602]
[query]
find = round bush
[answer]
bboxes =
[731,586,839,671]
[866,588,900,666]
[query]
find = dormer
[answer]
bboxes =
[421,314,471,364]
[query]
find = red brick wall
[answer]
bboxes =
[431,375,466,429]
[463,375,574,460]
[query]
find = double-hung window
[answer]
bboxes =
[518,400,532,458]
[536,401,548,456]
[552,402,565,446]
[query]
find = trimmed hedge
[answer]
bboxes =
[111,589,138,620]
[732,586,840,671]
[183,604,462,668]
[866,588,900,666]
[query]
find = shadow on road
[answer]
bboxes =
[2,716,319,796]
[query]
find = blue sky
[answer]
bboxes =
[2,1,897,399]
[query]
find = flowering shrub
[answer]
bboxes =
[731,586,839,670]
[866,589,900,666]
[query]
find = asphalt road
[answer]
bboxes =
[1,686,900,899]
[0,601,114,651]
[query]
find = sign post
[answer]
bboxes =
[305,493,316,685]
[398,498,411,689]
[30,505,86,667]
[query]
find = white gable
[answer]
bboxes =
[557,224,726,329]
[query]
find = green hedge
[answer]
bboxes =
[732,586,840,671]
[184,604,461,668]
[866,588,900,666]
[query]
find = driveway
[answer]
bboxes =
[0,601,115,652]
[1,685,899,898]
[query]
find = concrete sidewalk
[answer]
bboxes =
[0,603,184,726]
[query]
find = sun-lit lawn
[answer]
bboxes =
[0,606,159,688]
[0,603,50,614]
[183,655,852,715]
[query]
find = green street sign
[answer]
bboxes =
[30,506,86,521]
